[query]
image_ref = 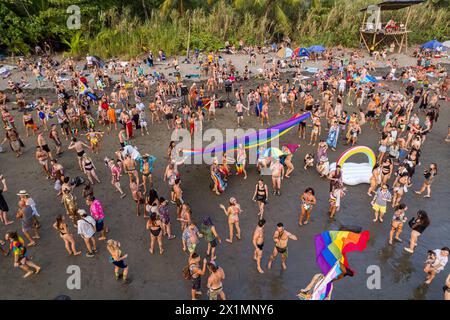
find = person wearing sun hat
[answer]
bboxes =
[17,190,40,229]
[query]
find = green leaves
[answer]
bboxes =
[0,0,447,58]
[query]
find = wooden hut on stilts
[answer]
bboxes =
[359,0,425,53]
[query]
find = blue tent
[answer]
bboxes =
[308,45,326,53]
[296,47,310,57]
[421,40,443,51]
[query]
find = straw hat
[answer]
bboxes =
[17,190,29,196]
[77,209,87,216]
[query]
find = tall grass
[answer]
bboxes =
[80,0,448,58]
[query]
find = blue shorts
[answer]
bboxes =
[96,219,104,232]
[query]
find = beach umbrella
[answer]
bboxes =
[421,40,443,51]
[263,147,284,158]
[308,45,326,53]
[277,47,293,59]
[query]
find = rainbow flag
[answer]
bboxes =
[315,230,370,275]
[314,230,369,299]
[183,112,311,155]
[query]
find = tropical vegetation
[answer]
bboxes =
[0,0,448,58]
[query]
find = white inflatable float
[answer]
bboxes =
[329,146,376,186]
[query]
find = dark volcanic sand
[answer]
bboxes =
[0,69,449,300]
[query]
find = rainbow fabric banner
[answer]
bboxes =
[183,112,311,155]
[315,230,370,275]
[314,230,369,299]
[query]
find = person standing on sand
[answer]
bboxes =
[68,137,89,171]
[0,175,13,225]
[16,200,39,246]
[252,219,266,274]
[270,158,284,196]
[404,210,430,254]
[187,253,207,300]
[207,261,226,300]
[53,215,81,256]
[267,223,297,271]
[106,239,130,283]
[220,198,242,244]
[77,209,97,257]
[86,196,107,241]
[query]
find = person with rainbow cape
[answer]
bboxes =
[211,157,227,195]
[235,144,247,179]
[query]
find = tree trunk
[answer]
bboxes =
[141,0,149,21]
[180,0,185,16]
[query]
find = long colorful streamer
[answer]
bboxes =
[183,112,312,155]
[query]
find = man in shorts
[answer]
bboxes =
[207,261,226,300]
[188,253,207,300]
[267,223,297,271]
[371,184,392,223]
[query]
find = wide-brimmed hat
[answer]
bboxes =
[142,153,150,158]
[77,209,87,216]
[17,190,29,196]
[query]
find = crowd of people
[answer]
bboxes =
[0,41,449,300]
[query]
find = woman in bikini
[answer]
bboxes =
[146,212,164,255]
[220,197,242,244]
[415,163,437,198]
[252,179,268,219]
[82,154,101,184]
[178,203,192,232]
[377,133,389,164]
[392,165,409,207]
[52,215,81,256]
[130,176,143,216]
[106,239,129,283]
[380,158,394,184]
[282,146,294,178]
[299,188,316,226]
[309,114,321,146]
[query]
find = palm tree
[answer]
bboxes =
[160,0,191,16]
[233,0,302,35]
